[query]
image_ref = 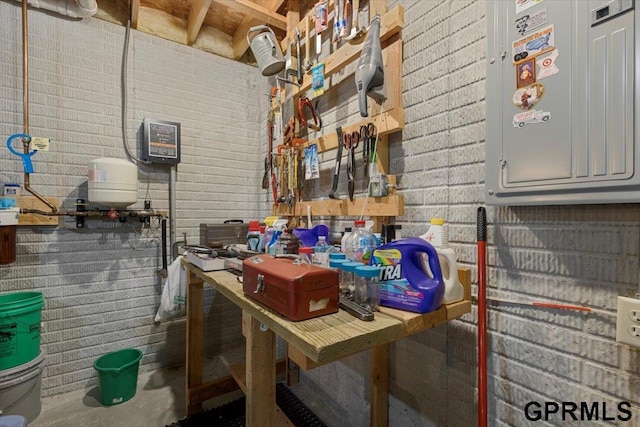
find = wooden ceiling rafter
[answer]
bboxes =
[93,0,295,63]
[130,0,140,29]
[187,0,213,45]
[218,0,288,30]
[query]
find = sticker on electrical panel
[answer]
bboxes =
[513,83,545,111]
[515,0,544,15]
[516,58,536,88]
[514,8,548,36]
[536,49,559,79]
[513,109,551,128]
[512,24,554,63]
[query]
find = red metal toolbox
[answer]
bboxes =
[242,254,339,321]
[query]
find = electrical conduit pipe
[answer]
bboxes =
[14,0,97,18]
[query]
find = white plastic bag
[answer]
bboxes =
[155,255,187,322]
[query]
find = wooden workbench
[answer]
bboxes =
[184,261,471,426]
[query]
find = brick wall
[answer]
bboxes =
[0,2,263,396]
[295,1,640,426]
[3,0,640,423]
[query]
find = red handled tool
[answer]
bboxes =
[297,97,321,131]
[477,207,487,427]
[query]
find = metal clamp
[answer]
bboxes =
[254,273,266,294]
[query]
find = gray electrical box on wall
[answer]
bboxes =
[485,0,637,205]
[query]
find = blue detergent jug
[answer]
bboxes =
[369,237,444,313]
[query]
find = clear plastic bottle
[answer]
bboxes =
[345,220,377,263]
[341,227,352,254]
[312,236,329,267]
[354,265,381,311]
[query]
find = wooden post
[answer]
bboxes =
[245,311,277,426]
[185,269,204,415]
[370,343,389,427]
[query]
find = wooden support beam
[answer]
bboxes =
[215,0,287,30]
[130,0,139,29]
[245,311,277,426]
[187,0,212,45]
[371,343,389,427]
[185,273,204,416]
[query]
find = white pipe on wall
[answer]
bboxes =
[15,0,97,18]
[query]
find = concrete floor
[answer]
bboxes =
[29,348,340,427]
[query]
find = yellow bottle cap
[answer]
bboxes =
[430,218,445,225]
[263,216,280,226]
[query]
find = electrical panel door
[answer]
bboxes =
[485,0,638,205]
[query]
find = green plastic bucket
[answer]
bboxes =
[93,348,143,406]
[0,292,44,370]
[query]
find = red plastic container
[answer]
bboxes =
[242,254,339,321]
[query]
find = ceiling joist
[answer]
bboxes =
[130,0,139,29]
[216,0,287,30]
[93,0,292,62]
[187,0,213,45]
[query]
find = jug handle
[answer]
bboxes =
[413,247,443,282]
[246,25,276,45]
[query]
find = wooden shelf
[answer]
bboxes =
[273,194,403,217]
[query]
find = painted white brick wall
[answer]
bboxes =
[0,2,262,396]
[292,0,640,426]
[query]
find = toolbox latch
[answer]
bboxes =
[254,274,266,294]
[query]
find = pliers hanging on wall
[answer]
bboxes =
[297,97,321,131]
[359,123,375,179]
[343,130,360,201]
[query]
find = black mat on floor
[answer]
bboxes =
[165,382,327,427]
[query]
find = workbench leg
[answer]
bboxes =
[371,343,389,427]
[186,270,204,416]
[244,311,276,427]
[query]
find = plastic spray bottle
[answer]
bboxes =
[267,219,289,255]
[420,218,464,305]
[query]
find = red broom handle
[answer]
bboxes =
[477,207,487,427]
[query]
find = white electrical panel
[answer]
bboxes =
[485,0,639,205]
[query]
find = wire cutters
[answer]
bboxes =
[297,97,321,131]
